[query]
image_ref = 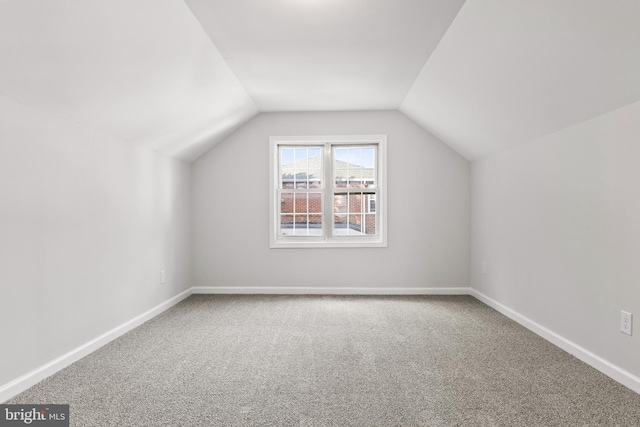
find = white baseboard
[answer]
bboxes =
[191,286,471,295]
[0,288,193,403]
[469,289,640,395]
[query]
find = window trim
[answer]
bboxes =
[269,135,387,249]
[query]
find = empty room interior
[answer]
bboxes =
[1,0,640,425]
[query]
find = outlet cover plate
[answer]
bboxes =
[621,311,632,336]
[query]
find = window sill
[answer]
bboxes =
[270,238,387,249]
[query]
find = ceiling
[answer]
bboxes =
[185,0,465,112]
[0,0,638,162]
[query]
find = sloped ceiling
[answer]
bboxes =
[0,0,638,162]
[400,0,640,160]
[0,0,258,162]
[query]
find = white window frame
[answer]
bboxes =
[270,135,387,248]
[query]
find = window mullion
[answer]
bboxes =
[323,143,332,241]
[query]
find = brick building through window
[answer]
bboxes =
[280,153,376,235]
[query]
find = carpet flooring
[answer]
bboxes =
[8,295,640,426]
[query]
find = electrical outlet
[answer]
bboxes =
[621,311,632,336]
[161,270,166,284]
[482,261,487,274]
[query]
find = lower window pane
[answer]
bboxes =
[309,193,322,213]
[333,194,346,213]
[281,215,322,236]
[308,214,322,228]
[305,214,322,236]
[333,214,348,235]
[281,193,323,236]
[333,192,376,236]
[283,214,322,236]
[281,193,293,213]
[348,193,362,212]
[294,215,307,230]
[280,214,293,235]
[334,214,364,235]
[364,213,376,235]
[295,194,307,213]
[348,214,363,235]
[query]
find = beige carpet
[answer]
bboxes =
[8,295,640,426]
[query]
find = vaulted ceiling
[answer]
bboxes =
[1,0,638,162]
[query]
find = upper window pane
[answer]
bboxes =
[334,146,376,188]
[280,146,323,189]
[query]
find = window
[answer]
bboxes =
[270,135,387,248]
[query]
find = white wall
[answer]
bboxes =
[0,97,191,388]
[471,101,640,379]
[192,111,470,289]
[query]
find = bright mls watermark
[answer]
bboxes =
[0,405,68,426]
